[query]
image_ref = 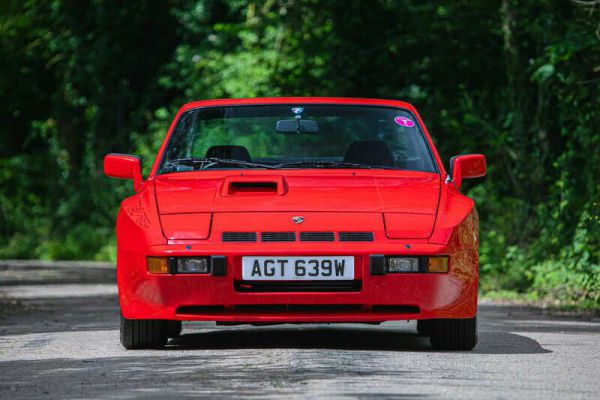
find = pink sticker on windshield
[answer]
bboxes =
[395,116,415,128]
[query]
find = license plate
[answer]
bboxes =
[242,256,354,281]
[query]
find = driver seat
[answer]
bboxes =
[343,140,395,167]
[205,145,252,162]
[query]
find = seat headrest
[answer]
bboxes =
[205,145,252,162]
[343,140,395,167]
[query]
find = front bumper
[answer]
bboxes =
[117,241,478,322]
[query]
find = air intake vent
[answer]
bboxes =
[371,305,420,314]
[228,181,278,194]
[235,280,361,292]
[300,232,335,242]
[222,232,257,242]
[339,232,374,242]
[261,232,296,242]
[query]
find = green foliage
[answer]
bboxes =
[0,0,598,307]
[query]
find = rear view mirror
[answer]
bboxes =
[104,153,142,191]
[276,119,319,134]
[449,154,486,190]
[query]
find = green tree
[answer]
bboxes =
[0,0,598,306]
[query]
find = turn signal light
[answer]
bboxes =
[147,257,169,274]
[428,256,449,273]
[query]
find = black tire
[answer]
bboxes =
[417,319,434,336]
[167,320,182,338]
[429,316,477,350]
[120,315,169,349]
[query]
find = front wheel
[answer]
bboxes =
[416,320,434,336]
[429,316,477,350]
[167,320,182,338]
[120,316,169,349]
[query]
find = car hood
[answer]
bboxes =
[154,171,440,215]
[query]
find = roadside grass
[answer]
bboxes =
[481,290,600,318]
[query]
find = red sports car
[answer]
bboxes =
[104,97,486,350]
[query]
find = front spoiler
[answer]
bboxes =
[117,242,478,322]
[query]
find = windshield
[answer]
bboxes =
[159,105,437,174]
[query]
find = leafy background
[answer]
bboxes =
[1,0,598,308]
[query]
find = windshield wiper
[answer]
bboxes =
[276,161,389,169]
[164,157,278,170]
[163,158,396,172]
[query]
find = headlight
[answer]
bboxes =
[369,255,449,275]
[146,256,226,275]
[175,258,209,274]
[387,257,419,273]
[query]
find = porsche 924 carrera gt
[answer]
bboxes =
[104,97,486,350]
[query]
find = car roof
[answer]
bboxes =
[179,97,417,113]
[149,96,444,177]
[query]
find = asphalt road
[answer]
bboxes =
[1,261,599,399]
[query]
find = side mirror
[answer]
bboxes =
[449,154,486,190]
[104,153,142,191]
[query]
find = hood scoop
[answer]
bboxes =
[222,176,287,196]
